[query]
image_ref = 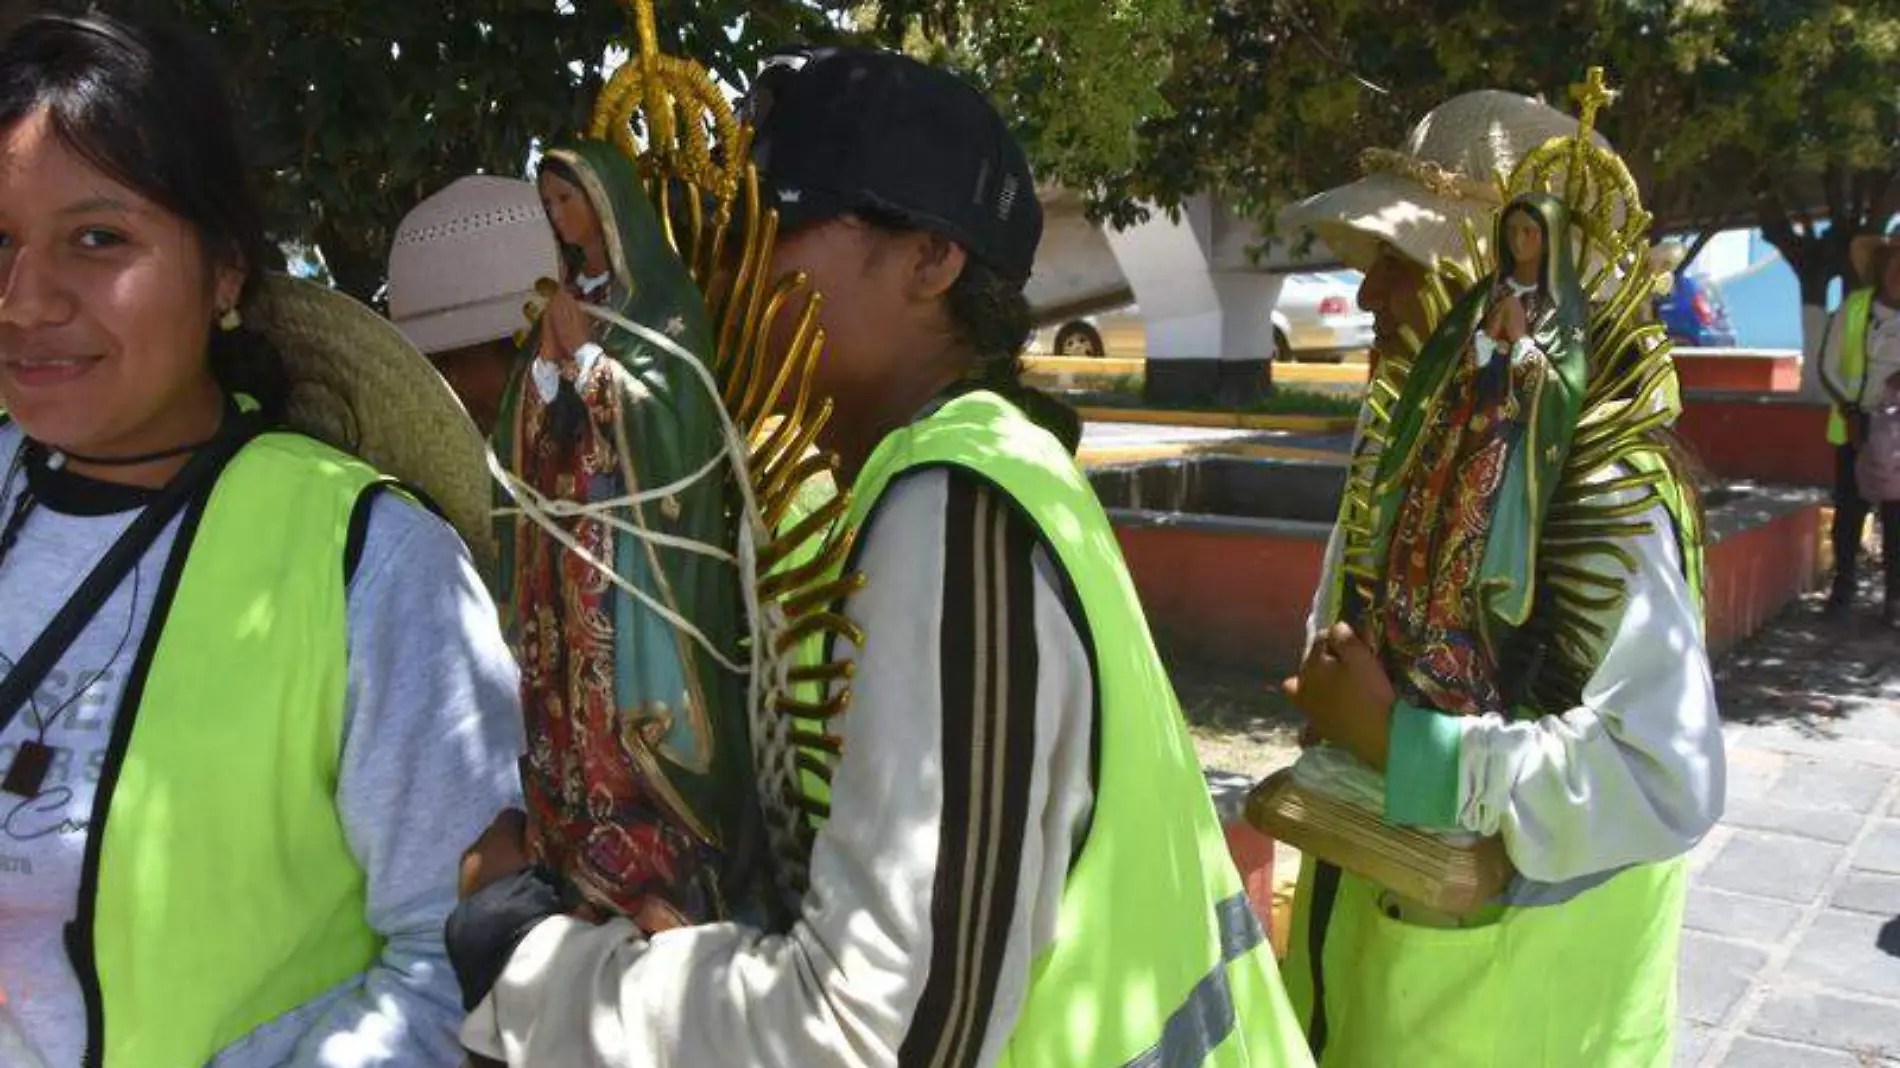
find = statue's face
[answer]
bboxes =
[539,169,602,256]
[1505,210,1543,274]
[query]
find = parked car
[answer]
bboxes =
[1036,272,1373,362]
[1039,308,1146,358]
[1654,271,1737,348]
[1274,271,1374,363]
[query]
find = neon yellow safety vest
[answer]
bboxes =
[819,390,1312,1067]
[1828,288,1876,446]
[1283,450,1704,1068]
[74,432,390,1067]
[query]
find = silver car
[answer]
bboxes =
[1272,271,1374,364]
[1038,272,1373,363]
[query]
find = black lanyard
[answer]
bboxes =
[0,421,255,790]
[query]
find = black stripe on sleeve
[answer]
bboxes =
[899,474,1044,1068]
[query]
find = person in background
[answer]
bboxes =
[387,175,561,435]
[1817,231,1900,625]
[0,13,521,1065]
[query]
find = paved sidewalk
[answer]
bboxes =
[1679,580,1900,1067]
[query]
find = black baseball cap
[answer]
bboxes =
[745,48,1043,284]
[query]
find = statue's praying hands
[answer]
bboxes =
[1483,285,1531,349]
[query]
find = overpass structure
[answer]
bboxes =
[1032,182,1837,405]
[1027,188,1348,403]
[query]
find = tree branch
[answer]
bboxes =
[1679,227,1719,273]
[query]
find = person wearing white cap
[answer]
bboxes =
[388,176,563,433]
[1272,91,1721,1067]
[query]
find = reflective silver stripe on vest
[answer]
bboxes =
[1122,893,1266,1068]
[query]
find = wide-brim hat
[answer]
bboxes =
[247,274,496,574]
[1279,90,1605,274]
[1851,233,1900,287]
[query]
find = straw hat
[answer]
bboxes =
[247,274,496,573]
[1279,90,1608,273]
[1851,233,1900,288]
[387,176,562,355]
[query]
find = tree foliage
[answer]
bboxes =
[71,0,844,300]
[23,1,1892,306]
[43,0,1186,304]
[1054,0,1898,298]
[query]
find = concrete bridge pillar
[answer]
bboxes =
[1102,193,1284,406]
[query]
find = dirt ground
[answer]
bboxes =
[1166,652,1305,781]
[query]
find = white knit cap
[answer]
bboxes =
[1279,90,1608,274]
[387,176,561,354]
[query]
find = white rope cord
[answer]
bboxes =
[491,463,739,566]
[485,446,752,676]
[484,303,802,726]
[494,447,729,513]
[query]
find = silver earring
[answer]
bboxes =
[218,307,242,332]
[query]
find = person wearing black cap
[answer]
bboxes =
[448,46,1312,1068]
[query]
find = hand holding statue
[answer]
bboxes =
[1282,623,1398,771]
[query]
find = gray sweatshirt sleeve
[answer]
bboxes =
[285,494,525,1068]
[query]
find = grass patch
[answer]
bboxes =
[1064,384,1363,419]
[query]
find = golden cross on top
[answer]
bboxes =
[1568,67,1616,140]
[1561,65,1616,203]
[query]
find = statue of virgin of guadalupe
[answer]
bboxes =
[491,140,765,934]
[1359,192,1590,721]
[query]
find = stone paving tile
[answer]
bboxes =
[1732,726,1900,771]
[1690,825,1739,879]
[1726,748,1791,804]
[1723,798,1868,845]
[1828,703,1900,747]
[1677,1023,1714,1068]
[1774,760,1897,814]
[1722,1037,1875,1067]
[1701,830,1847,903]
[1686,887,1805,944]
[1784,909,1900,1002]
[1680,933,1771,1026]
[1751,987,1900,1060]
[1856,821,1900,875]
[1834,871,1900,916]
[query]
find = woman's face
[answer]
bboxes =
[539,170,601,254]
[1504,210,1543,275]
[0,108,238,454]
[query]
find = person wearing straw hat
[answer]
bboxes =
[1817,231,1900,623]
[1280,90,1609,380]
[1274,89,1720,1067]
[388,176,562,435]
[0,13,522,1067]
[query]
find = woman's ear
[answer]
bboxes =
[213,257,247,318]
[906,232,968,303]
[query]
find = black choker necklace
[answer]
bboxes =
[56,431,223,468]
